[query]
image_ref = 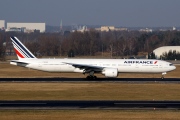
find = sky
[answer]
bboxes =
[0,0,180,27]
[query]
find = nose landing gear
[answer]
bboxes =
[161,72,166,79]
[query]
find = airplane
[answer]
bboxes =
[10,36,176,79]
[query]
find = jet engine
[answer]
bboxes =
[102,68,118,77]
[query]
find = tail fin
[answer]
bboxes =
[10,36,36,59]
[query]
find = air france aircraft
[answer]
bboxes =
[10,36,176,79]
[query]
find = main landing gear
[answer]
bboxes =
[85,71,97,80]
[161,72,166,79]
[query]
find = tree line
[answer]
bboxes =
[0,30,180,60]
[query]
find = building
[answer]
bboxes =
[153,46,180,59]
[95,26,128,32]
[100,26,115,32]
[6,23,45,33]
[72,25,89,32]
[159,27,177,31]
[139,28,152,33]
[0,20,5,30]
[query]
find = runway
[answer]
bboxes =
[0,100,180,110]
[0,78,180,82]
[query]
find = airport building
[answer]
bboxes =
[153,46,180,59]
[6,23,45,33]
[95,26,128,32]
[0,20,5,30]
[101,26,115,32]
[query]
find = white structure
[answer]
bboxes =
[172,27,176,31]
[101,26,115,32]
[95,26,128,32]
[7,23,45,33]
[72,25,89,32]
[139,28,152,33]
[0,20,5,30]
[77,26,88,32]
[153,46,180,59]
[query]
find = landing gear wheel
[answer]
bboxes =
[86,76,90,79]
[86,71,97,80]
[86,75,97,80]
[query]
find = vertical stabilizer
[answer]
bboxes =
[10,36,36,60]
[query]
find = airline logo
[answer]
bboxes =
[10,36,36,59]
[124,60,158,64]
[154,61,158,64]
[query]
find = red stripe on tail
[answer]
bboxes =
[14,48,25,58]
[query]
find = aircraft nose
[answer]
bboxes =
[173,65,176,70]
[170,65,176,71]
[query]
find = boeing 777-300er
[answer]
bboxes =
[10,36,176,79]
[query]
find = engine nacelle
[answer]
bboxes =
[102,68,118,78]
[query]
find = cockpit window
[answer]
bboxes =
[169,64,173,66]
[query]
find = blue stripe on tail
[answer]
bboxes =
[11,37,35,58]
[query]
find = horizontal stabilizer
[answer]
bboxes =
[10,60,29,67]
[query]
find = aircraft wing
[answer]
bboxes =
[63,62,104,73]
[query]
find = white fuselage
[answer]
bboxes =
[11,58,176,73]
